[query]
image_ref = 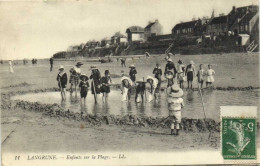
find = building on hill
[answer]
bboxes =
[206,15,228,40]
[111,32,127,44]
[126,26,145,42]
[228,5,259,36]
[144,19,163,41]
[101,37,112,47]
[171,19,204,38]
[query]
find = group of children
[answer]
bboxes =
[164,58,216,89]
[56,59,215,136]
[56,62,112,103]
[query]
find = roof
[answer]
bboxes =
[208,15,227,25]
[239,11,258,24]
[172,20,198,30]
[145,22,156,29]
[126,26,144,33]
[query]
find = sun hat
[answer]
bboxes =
[129,64,135,68]
[168,53,174,56]
[178,60,183,64]
[190,60,195,65]
[167,58,173,62]
[80,74,89,80]
[59,65,64,70]
[169,84,183,97]
[76,62,83,66]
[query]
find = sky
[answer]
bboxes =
[0,0,258,60]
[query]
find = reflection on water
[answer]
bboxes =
[11,89,260,121]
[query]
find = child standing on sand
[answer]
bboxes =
[57,66,68,101]
[167,84,184,136]
[206,64,215,88]
[79,74,89,103]
[197,64,205,88]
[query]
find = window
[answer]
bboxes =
[245,24,248,32]
[240,25,244,31]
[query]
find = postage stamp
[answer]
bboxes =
[221,106,257,161]
[222,118,256,160]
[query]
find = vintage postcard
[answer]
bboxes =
[0,0,259,165]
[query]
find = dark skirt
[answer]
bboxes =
[80,90,88,98]
[91,81,101,94]
[58,83,66,89]
[187,71,194,81]
[101,85,110,93]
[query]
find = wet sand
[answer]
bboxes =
[1,52,259,152]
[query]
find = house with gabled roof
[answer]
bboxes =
[206,15,228,39]
[126,26,145,42]
[144,19,163,41]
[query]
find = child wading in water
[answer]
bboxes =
[167,84,184,136]
[197,64,205,89]
[177,60,185,89]
[135,79,146,103]
[206,64,215,88]
[79,74,89,103]
[185,60,195,89]
[101,70,112,103]
[57,65,68,101]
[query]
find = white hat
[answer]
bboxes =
[167,58,173,62]
[129,64,135,68]
[59,65,64,70]
[169,84,183,97]
[190,60,195,65]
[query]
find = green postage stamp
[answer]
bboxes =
[221,106,257,161]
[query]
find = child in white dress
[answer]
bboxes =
[206,64,215,88]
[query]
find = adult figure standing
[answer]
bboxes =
[164,58,177,87]
[185,60,196,89]
[69,62,83,93]
[49,57,54,72]
[89,65,101,103]
[129,64,137,83]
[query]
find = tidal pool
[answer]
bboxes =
[11,89,260,121]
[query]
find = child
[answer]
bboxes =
[146,76,159,101]
[79,74,89,103]
[101,70,112,103]
[69,62,83,93]
[135,79,146,103]
[152,63,162,94]
[177,60,185,89]
[197,64,205,88]
[129,64,137,83]
[185,60,195,89]
[57,65,68,101]
[206,64,215,88]
[121,75,133,101]
[167,84,184,135]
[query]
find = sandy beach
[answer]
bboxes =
[1,52,259,152]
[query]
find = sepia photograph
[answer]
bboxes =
[0,0,259,165]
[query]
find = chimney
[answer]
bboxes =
[232,6,237,13]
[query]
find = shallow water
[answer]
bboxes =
[11,89,260,121]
